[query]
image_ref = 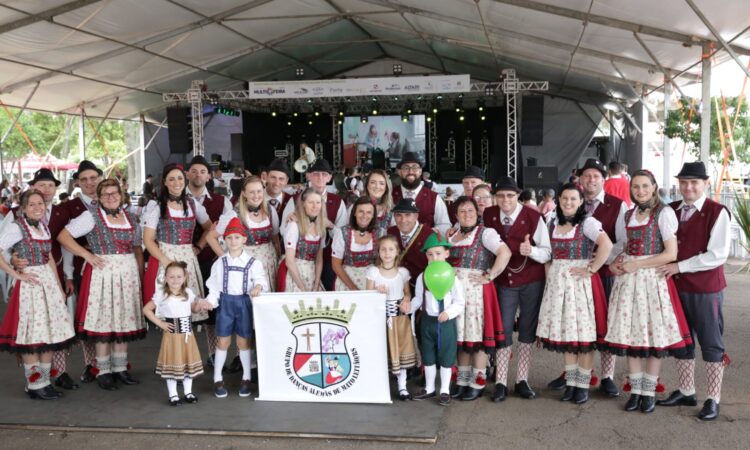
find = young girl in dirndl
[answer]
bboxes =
[277,188,326,292]
[605,170,692,413]
[143,261,212,406]
[0,190,75,399]
[333,197,378,290]
[366,234,415,400]
[536,183,613,405]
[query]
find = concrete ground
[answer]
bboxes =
[2,262,749,449]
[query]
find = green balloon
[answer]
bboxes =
[423,261,455,300]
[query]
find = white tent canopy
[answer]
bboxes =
[0,0,748,119]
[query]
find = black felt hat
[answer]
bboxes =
[492,176,521,193]
[463,165,485,181]
[308,158,333,174]
[267,158,290,177]
[675,161,709,180]
[579,158,607,177]
[30,168,61,186]
[73,160,103,180]
[187,155,211,171]
[398,152,423,169]
[392,197,419,213]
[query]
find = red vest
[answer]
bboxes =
[387,224,430,287]
[193,193,226,262]
[66,197,91,278]
[392,185,438,229]
[592,193,623,278]
[671,199,728,293]
[483,205,546,287]
[12,204,69,281]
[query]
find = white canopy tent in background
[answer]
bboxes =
[0,0,748,188]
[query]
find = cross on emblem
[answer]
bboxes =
[302,327,316,351]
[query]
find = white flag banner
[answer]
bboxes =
[247,74,471,99]
[253,291,391,403]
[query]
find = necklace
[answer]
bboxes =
[24,215,40,228]
[309,216,317,223]
[248,204,261,217]
[636,203,651,213]
[459,224,478,235]
[382,263,395,270]
[167,193,182,202]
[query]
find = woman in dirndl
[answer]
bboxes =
[0,190,75,399]
[142,164,214,318]
[208,176,279,290]
[536,183,613,405]
[605,170,692,413]
[277,188,326,292]
[57,178,146,390]
[332,197,377,290]
[472,184,494,219]
[360,169,393,236]
[448,196,511,401]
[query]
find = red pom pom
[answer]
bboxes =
[722,353,731,366]
[90,366,100,376]
[28,372,41,383]
[656,378,665,393]
[476,373,486,387]
[590,371,599,386]
[623,382,631,392]
[450,366,457,382]
[49,368,59,378]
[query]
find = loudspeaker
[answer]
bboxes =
[166,106,192,154]
[521,96,543,146]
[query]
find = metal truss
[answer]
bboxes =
[188,80,205,156]
[332,115,342,171]
[429,114,437,173]
[481,133,489,175]
[464,134,473,168]
[447,135,456,162]
[502,69,548,179]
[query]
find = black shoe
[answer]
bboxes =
[640,395,655,413]
[515,380,536,399]
[624,394,641,411]
[574,387,589,404]
[227,356,242,374]
[54,372,79,390]
[113,371,139,385]
[413,389,437,400]
[398,389,412,401]
[183,393,198,404]
[27,385,62,400]
[439,393,451,406]
[548,372,567,391]
[451,385,467,399]
[561,386,576,402]
[80,365,96,383]
[169,395,182,406]
[656,389,697,407]
[698,399,719,421]
[96,373,119,391]
[599,377,619,398]
[491,383,507,402]
[205,353,215,369]
[461,387,483,401]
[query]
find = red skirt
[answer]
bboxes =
[276,259,289,292]
[143,255,160,306]
[458,282,505,352]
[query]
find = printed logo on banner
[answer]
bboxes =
[254,87,286,96]
[283,299,360,397]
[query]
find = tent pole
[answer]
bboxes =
[700,43,712,164]
[685,0,750,79]
[79,108,86,160]
[84,97,118,149]
[662,72,672,188]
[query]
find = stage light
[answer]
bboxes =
[477,99,485,111]
[480,115,486,121]
[454,99,463,113]
[338,111,344,116]
[417,95,423,100]
[314,105,320,117]
[393,63,402,75]
[287,121,292,126]
[306,98,312,104]
[459,115,465,121]
[293,111,299,117]
[392,96,399,101]
[295,68,305,78]
[432,107,438,114]
[215,106,239,116]
[401,114,409,123]
[360,114,368,123]
[484,86,495,96]
[436,94,443,100]
[308,120,313,125]
[372,108,378,115]
[426,116,432,122]
[337,119,343,125]
[372,97,378,102]
[407,107,413,114]
[271,109,277,117]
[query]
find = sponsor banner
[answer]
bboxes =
[254,291,391,403]
[247,74,470,99]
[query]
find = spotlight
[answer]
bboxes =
[454,99,463,113]
[271,110,277,117]
[401,114,409,123]
[287,121,292,126]
[372,108,378,115]
[393,63,403,75]
[459,115,465,122]
[314,105,320,117]
[436,94,443,100]
[432,107,438,114]
[426,116,432,122]
[308,120,313,125]
[484,86,495,96]
[293,111,299,117]
[477,99,485,111]
[295,68,305,78]
[338,111,344,116]
[337,119,343,125]
[480,115,486,121]
[360,114,368,123]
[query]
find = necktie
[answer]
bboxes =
[91,199,97,206]
[401,234,410,247]
[502,216,512,235]
[42,211,49,227]
[585,200,597,215]
[405,190,416,199]
[681,205,695,222]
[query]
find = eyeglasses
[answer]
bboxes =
[495,193,517,199]
[474,195,492,201]
[100,192,121,199]
[400,165,421,172]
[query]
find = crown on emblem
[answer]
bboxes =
[283,299,356,324]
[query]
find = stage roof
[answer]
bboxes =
[0,0,748,119]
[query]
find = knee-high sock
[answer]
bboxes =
[39,362,52,385]
[182,376,193,395]
[641,373,657,397]
[424,365,437,394]
[112,351,128,373]
[439,367,452,394]
[576,366,592,389]
[397,368,408,391]
[239,349,252,381]
[456,365,471,387]
[214,349,228,382]
[24,363,48,390]
[706,362,724,404]
[51,350,67,374]
[677,358,696,396]
[494,347,511,386]
[205,324,218,356]
[470,367,486,390]
[166,379,178,398]
[515,343,532,383]
[600,352,616,379]
[96,355,111,376]
[565,364,578,387]
[82,341,96,366]
[628,372,643,395]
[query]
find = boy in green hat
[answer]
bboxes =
[410,232,465,406]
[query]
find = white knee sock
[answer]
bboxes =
[166,379,178,398]
[239,349,251,381]
[439,367,452,394]
[424,365,437,394]
[182,376,193,395]
[214,349,228,382]
[397,368,408,391]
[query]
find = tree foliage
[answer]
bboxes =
[664,96,750,163]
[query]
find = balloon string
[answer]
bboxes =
[437,300,444,353]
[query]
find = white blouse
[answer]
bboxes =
[65,209,143,247]
[215,208,279,236]
[142,199,209,230]
[284,221,326,250]
[448,227,505,254]
[153,287,196,319]
[331,227,374,259]
[620,207,678,242]
[366,266,410,301]
[0,221,50,251]
[551,216,603,242]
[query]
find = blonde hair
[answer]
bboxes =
[375,235,403,269]
[163,261,189,301]
[364,170,393,213]
[237,176,269,228]
[295,187,327,238]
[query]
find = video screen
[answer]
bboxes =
[342,115,426,169]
